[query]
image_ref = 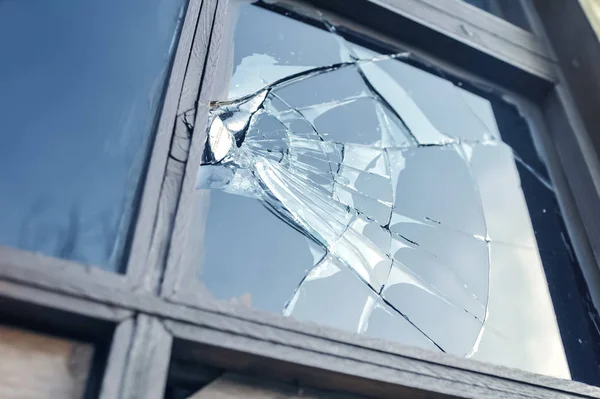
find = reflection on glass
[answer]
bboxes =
[194,0,596,381]
[0,0,187,271]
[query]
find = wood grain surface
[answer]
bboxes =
[0,325,94,399]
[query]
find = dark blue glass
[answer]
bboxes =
[0,0,187,271]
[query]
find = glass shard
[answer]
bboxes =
[200,189,326,313]
[382,260,484,355]
[284,255,380,333]
[387,145,487,238]
[222,1,351,100]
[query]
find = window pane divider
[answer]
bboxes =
[123,0,207,293]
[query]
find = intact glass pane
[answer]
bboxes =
[0,0,188,271]
[193,0,600,384]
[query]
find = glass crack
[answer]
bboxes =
[195,13,531,356]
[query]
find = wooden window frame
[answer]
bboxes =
[2,0,600,397]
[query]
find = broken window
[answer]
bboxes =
[193,0,599,382]
[0,0,187,271]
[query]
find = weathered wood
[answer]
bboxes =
[121,315,173,399]
[189,372,367,399]
[0,242,600,398]
[530,0,600,278]
[420,0,556,53]
[141,157,187,294]
[2,251,600,398]
[125,0,206,293]
[99,318,135,399]
[0,325,94,399]
[541,89,600,293]
[167,319,600,399]
[534,0,600,164]
[0,247,134,323]
[161,0,230,299]
[305,3,523,102]
[145,0,220,298]
[307,0,557,98]
[0,279,131,322]
[0,246,127,289]
[171,0,220,163]
[177,0,220,115]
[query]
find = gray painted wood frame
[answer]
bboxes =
[123,0,209,293]
[531,0,600,298]
[1,0,600,398]
[100,318,135,399]
[120,315,173,399]
[2,261,600,398]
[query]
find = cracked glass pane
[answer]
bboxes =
[0,0,188,271]
[194,0,598,381]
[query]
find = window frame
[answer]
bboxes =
[0,0,206,293]
[2,0,600,397]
